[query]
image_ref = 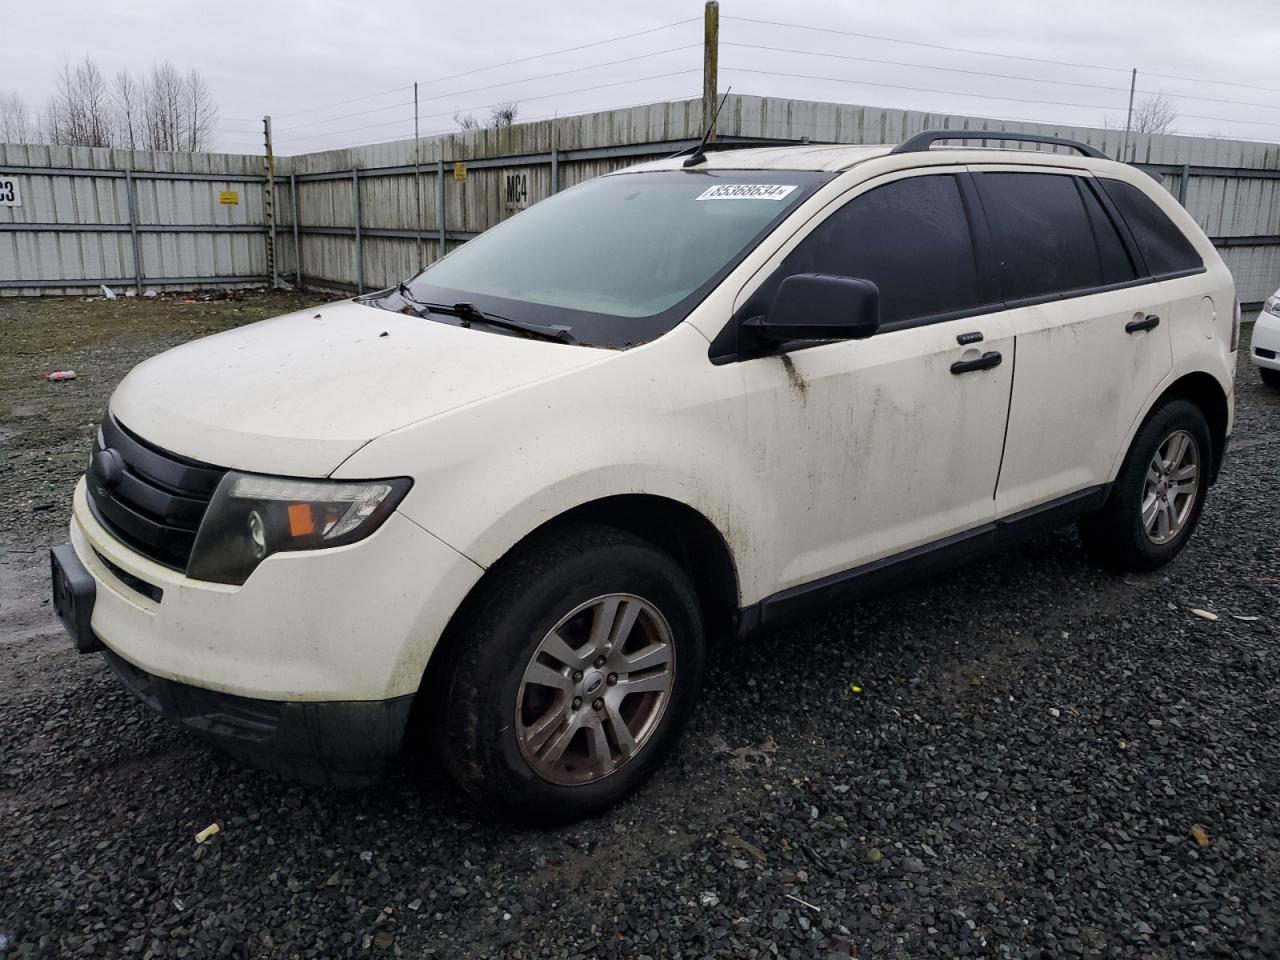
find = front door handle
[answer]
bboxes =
[1126,314,1161,333]
[950,351,1002,375]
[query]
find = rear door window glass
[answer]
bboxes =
[744,174,984,327]
[1098,178,1203,276]
[976,172,1103,301]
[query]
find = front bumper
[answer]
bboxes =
[65,477,482,703]
[103,647,413,786]
[1252,309,1280,372]
[52,537,415,784]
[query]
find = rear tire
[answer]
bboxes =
[1078,398,1212,573]
[431,523,705,824]
[1261,367,1280,390]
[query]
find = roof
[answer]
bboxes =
[621,144,895,173]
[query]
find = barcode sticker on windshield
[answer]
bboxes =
[696,184,798,201]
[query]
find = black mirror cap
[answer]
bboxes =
[744,273,881,347]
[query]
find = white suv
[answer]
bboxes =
[51,131,1238,822]
[1252,286,1280,388]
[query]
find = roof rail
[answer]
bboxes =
[892,130,1108,160]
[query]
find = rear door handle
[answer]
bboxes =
[950,351,1002,374]
[1126,314,1160,333]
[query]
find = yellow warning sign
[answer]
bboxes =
[218,191,240,205]
[452,162,467,183]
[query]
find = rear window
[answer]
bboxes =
[1098,178,1204,277]
[976,172,1106,302]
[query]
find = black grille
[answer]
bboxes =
[1256,346,1277,360]
[86,413,226,571]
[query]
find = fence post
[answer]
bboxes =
[436,157,446,259]
[263,115,279,289]
[290,172,302,288]
[124,169,143,295]
[1178,163,1191,206]
[352,169,363,294]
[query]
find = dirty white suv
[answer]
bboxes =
[51,131,1237,822]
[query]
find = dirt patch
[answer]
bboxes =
[0,289,336,580]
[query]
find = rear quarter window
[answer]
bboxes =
[1098,178,1204,277]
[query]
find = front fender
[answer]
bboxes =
[333,324,773,605]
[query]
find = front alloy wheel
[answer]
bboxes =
[432,524,705,823]
[516,594,675,785]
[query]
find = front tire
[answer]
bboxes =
[1078,398,1212,572]
[432,524,705,824]
[1261,367,1280,390]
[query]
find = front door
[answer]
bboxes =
[729,170,1016,595]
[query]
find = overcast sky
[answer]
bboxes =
[5,0,1280,155]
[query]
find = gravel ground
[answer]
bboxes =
[1,296,1277,960]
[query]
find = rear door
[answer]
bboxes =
[973,166,1174,516]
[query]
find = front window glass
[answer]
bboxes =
[397,169,828,347]
[736,173,986,329]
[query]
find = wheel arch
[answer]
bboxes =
[416,494,741,720]
[1150,371,1230,483]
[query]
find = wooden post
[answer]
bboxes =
[352,169,363,293]
[702,1,719,141]
[414,81,424,269]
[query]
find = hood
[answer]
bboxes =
[109,299,610,476]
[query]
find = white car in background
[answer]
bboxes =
[1252,289,1280,389]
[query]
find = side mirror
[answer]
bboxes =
[740,274,881,350]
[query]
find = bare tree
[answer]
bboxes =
[143,62,185,151]
[44,57,115,147]
[112,71,141,150]
[1131,93,1177,135]
[489,101,519,127]
[454,102,520,131]
[182,69,217,151]
[0,91,35,143]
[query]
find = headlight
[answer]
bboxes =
[1265,294,1280,318]
[187,473,412,585]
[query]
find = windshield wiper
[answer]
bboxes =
[390,282,575,344]
[395,280,432,317]
[428,300,576,344]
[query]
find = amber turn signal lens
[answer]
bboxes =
[287,503,315,537]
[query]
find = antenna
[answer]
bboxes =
[682,87,732,168]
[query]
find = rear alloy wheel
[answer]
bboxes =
[1079,398,1212,572]
[432,524,704,823]
[1139,429,1201,545]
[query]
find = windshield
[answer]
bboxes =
[399,169,830,348]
